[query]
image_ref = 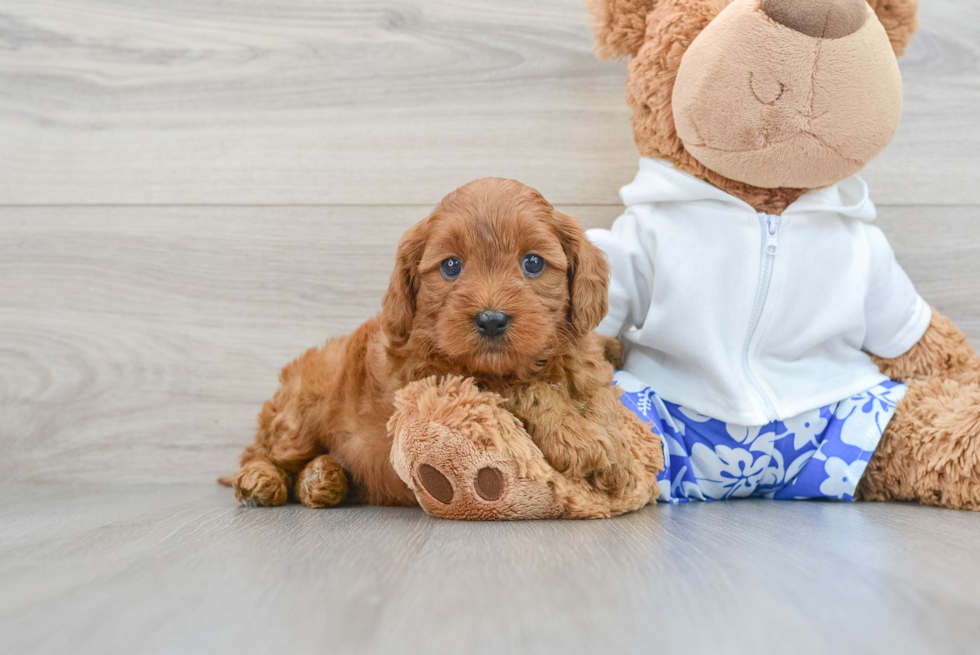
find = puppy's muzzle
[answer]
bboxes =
[474,309,510,339]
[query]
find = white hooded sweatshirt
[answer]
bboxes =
[587,158,931,426]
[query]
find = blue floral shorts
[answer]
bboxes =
[613,371,907,502]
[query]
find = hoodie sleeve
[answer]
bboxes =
[862,224,932,358]
[586,211,655,339]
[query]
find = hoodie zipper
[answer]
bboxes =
[742,213,781,421]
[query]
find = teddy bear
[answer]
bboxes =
[578,0,980,509]
[386,0,980,517]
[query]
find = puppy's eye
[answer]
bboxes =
[440,256,462,280]
[521,253,545,279]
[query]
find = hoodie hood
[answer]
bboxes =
[619,158,877,221]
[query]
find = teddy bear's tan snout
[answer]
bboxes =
[672,0,903,189]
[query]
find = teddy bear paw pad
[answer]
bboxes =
[416,464,506,505]
[417,463,455,504]
[474,467,505,501]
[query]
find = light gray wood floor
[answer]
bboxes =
[1,1,979,653]
[3,484,980,655]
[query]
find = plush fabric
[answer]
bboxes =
[587,159,931,425]
[388,375,664,520]
[586,0,980,511]
[590,0,919,214]
[866,0,920,56]
[761,0,868,39]
[857,377,980,510]
[672,0,903,188]
[588,0,663,59]
[614,370,906,502]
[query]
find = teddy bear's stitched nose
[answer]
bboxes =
[761,0,867,39]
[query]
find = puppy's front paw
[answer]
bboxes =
[233,460,290,507]
[590,458,638,496]
[542,432,638,497]
[294,455,347,508]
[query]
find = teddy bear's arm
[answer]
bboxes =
[872,309,980,386]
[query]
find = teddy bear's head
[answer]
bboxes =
[590,0,919,213]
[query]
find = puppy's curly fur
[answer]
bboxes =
[224,178,639,507]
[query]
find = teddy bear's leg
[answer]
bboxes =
[388,376,565,520]
[389,377,664,520]
[856,377,980,510]
[293,454,349,508]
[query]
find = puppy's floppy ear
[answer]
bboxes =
[382,216,432,346]
[549,210,610,336]
[866,0,920,57]
[588,0,660,60]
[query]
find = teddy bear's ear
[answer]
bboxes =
[866,0,920,56]
[588,0,660,59]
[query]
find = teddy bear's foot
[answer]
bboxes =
[232,459,291,507]
[857,377,980,511]
[388,376,564,520]
[294,454,348,508]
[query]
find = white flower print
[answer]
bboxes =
[613,371,652,394]
[784,451,816,482]
[755,449,785,489]
[634,390,656,417]
[651,395,686,435]
[615,378,903,502]
[690,443,769,499]
[677,406,713,423]
[680,480,706,500]
[747,426,780,453]
[838,418,882,452]
[739,427,786,487]
[836,385,907,450]
[661,430,688,458]
[725,422,763,444]
[818,457,867,499]
[836,399,880,451]
[663,465,706,501]
[655,405,690,457]
[782,408,829,450]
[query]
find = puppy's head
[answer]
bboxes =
[382,178,608,378]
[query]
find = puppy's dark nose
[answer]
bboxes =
[474,309,510,339]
